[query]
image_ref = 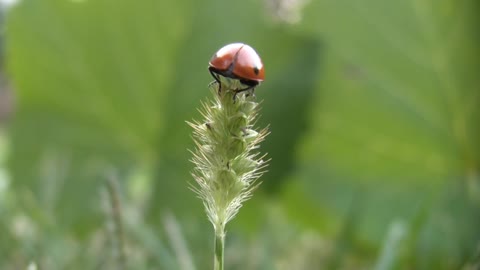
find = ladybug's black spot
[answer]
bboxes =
[253,67,259,75]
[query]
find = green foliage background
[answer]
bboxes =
[1,0,479,269]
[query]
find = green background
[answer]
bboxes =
[0,0,479,269]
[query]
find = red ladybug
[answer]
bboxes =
[208,43,265,96]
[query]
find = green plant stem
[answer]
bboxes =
[105,172,127,270]
[214,225,225,270]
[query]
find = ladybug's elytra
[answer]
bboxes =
[208,43,265,96]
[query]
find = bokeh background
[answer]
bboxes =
[0,0,479,269]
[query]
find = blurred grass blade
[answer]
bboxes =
[163,211,196,270]
[374,219,408,270]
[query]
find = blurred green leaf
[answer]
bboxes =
[7,0,191,234]
[299,0,479,182]
[286,0,480,268]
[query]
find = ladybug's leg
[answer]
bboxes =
[245,88,256,98]
[233,91,239,103]
[209,70,222,94]
[233,86,256,102]
[235,79,259,99]
[235,84,256,95]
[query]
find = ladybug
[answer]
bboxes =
[208,43,265,97]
